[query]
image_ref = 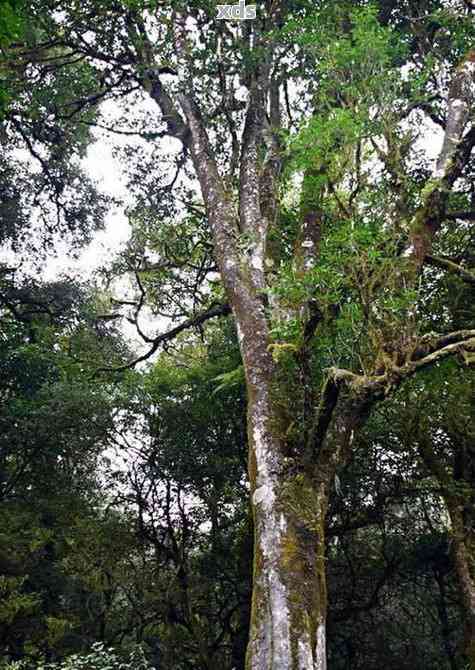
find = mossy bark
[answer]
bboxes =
[246,483,328,669]
[178,78,332,669]
[245,374,328,670]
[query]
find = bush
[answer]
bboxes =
[2,643,155,670]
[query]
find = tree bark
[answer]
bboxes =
[217,249,329,668]
[244,372,328,670]
[449,506,475,668]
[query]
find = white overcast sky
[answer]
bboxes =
[43,128,131,281]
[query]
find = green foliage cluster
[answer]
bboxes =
[0,1,23,45]
[0,0,24,113]
[287,6,408,173]
[1,643,153,670]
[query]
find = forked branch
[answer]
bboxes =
[96,302,231,374]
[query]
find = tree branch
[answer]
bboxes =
[435,52,475,180]
[445,210,475,221]
[425,254,475,285]
[327,330,475,398]
[407,51,475,263]
[146,71,190,145]
[311,375,343,455]
[96,302,231,374]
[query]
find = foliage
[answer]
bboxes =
[1,643,153,670]
[0,0,25,113]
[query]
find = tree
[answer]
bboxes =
[4,1,475,667]
[0,273,133,662]
[0,0,25,114]
[401,366,475,666]
[0,0,108,259]
[115,326,251,669]
[325,385,466,669]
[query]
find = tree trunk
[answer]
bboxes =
[239,329,328,669]
[245,385,328,670]
[450,507,475,668]
[176,74,331,670]
[420,434,475,669]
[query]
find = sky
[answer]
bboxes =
[43,121,131,281]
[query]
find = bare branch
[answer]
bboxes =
[146,72,190,145]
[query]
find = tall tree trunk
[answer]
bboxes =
[231,282,328,669]
[244,377,328,670]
